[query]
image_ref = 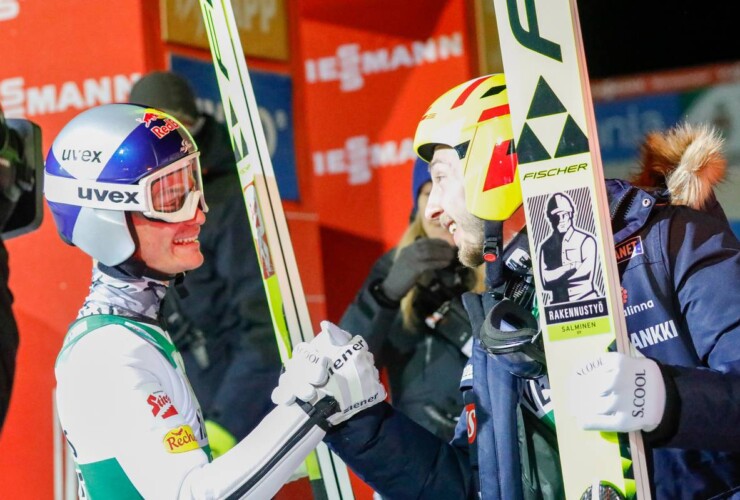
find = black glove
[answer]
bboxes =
[381,238,456,301]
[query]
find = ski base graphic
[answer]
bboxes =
[198,0,355,498]
[490,0,651,498]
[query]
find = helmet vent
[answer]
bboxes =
[481,85,506,98]
[455,141,470,160]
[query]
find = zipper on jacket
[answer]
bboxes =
[609,186,640,237]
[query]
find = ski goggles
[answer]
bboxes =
[44,152,208,223]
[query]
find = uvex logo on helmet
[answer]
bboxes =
[61,149,102,163]
[77,187,139,204]
[44,103,202,268]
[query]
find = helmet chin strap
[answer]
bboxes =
[97,259,177,282]
[480,218,546,378]
[483,220,506,295]
[97,212,180,283]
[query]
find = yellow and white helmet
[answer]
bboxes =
[413,74,520,221]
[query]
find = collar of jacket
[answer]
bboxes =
[606,179,658,245]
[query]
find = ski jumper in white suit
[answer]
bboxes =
[56,267,323,499]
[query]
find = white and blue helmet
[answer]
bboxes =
[44,103,207,266]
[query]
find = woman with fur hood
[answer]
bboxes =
[292,76,740,500]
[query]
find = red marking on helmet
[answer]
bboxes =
[137,112,161,128]
[478,104,510,123]
[483,140,517,191]
[451,76,490,109]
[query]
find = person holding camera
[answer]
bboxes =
[0,106,41,434]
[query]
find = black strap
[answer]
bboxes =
[369,278,401,309]
[224,397,339,500]
[483,220,506,294]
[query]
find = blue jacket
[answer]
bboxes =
[339,248,474,441]
[324,179,740,499]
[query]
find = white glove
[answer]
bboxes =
[271,341,331,404]
[272,321,386,426]
[567,352,666,433]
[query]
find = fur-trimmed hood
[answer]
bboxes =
[630,123,727,210]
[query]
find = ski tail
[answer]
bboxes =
[197,0,355,498]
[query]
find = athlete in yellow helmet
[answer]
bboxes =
[272,74,740,499]
[412,73,530,299]
[414,73,521,222]
[414,73,545,373]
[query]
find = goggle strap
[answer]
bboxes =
[44,173,148,211]
[44,152,205,222]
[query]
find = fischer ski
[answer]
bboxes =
[197,1,355,499]
[489,0,652,498]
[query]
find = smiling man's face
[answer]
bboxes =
[131,207,206,276]
[424,146,485,268]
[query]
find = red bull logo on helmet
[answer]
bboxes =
[136,109,181,139]
[136,110,166,128]
[151,119,180,139]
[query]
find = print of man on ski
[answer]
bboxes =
[538,191,600,304]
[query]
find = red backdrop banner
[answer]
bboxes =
[296,0,475,319]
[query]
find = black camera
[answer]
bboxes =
[0,108,43,239]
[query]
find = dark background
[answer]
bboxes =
[578,2,737,79]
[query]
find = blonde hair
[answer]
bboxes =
[395,212,485,330]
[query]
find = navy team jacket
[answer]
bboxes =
[324,179,740,499]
